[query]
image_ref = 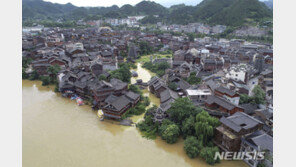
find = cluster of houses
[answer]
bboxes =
[146,37,273,167]
[23,25,273,167]
[157,22,227,35]
[79,16,146,28]
[22,27,147,120]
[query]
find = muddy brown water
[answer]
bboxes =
[22,63,247,167]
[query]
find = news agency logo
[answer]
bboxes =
[214,151,265,160]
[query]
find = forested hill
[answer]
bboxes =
[23,0,272,27]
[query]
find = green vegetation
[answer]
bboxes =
[128,84,141,94]
[23,20,90,28]
[167,98,201,125]
[121,84,150,119]
[136,54,172,63]
[140,15,160,25]
[110,63,132,83]
[137,98,221,165]
[185,72,201,85]
[122,102,146,119]
[200,146,220,165]
[182,116,196,139]
[28,70,40,81]
[184,136,203,158]
[160,123,180,144]
[142,96,151,106]
[195,111,220,145]
[22,68,29,79]
[137,114,159,139]
[40,76,51,86]
[252,85,266,104]
[126,62,137,69]
[142,62,170,77]
[22,57,32,69]
[47,65,61,84]
[23,0,272,27]
[168,82,178,91]
[138,41,154,55]
[239,85,266,104]
[98,74,107,81]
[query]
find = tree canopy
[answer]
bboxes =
[184,136,203,158]
[167,97,202,125]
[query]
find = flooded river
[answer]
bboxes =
[23,63,247,167]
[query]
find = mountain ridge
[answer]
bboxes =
[23,0,273,27]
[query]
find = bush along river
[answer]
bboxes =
[22,63,247,167]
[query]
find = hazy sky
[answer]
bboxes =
[44,0,268,8]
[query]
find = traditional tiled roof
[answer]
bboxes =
[216,86,237,97]
[105,95,131,112]
[110,78,127,91]
[124,91,140,101]
[220,112,263,133]
[160,89,179,103]
[205,95,241,111]
[243,130,273,153]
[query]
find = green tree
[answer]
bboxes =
[200,147,220,165]
[195,111,220,145]
[184,136,203,158]
[168,82,178,91]
[161,124,180,144]
[47,65,61,84]
[22,57,32,68]
[158,119,174,135]
[98,74,107,81]
[252,85,266,104]
[167,98,201,125]
[29,70,39,80]
[41,76,50,86]
[143,96,151,106]
[128,84,141,94]
[110,64,132,83]
[239,94,252,104]
[22,68,28,79]
[137,115,159,139]
[186,72,201,85]
[138,41,153,55]
[181,116,196,138]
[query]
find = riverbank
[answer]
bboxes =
[23,80,248,167]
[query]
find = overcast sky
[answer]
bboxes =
[44,0,268,8]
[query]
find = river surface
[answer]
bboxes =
[23,63,247,167]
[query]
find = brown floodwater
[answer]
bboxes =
[23,64,248,167]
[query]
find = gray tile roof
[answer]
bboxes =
[105,95,131,112]
[160,89,179,103]
[124,91,140,101]
[216,86,237,96]
[110,78,127,90]
[244,130,273,153]
[205,95,240,111]
[220,112,263,133]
